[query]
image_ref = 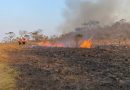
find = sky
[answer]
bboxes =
[0,0,66,40]
[0,0,130,41]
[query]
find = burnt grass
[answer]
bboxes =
[8,45,130,90]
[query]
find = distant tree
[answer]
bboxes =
[5,32,15,42]
[2,37,10,43]
[75,34,83,47]
[19,30,28,37]
[82,21,100,29]
[31,29,44,41]
[49,35,60,44]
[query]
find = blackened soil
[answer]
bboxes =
[8,46,130,90]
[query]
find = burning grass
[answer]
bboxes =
[80,40,92,48]
[37,39,93,48]
[38,41,64,47]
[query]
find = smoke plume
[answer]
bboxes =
[60,0,130,33]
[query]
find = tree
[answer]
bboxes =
[75,34,83,47]
[19,30,28,37]
[5,32,15,42]
[31,29,44,41]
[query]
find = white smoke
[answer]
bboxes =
[59,0,130,33]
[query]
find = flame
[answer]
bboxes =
[80,40,92,48]
[38,41,64,47]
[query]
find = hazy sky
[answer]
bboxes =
[0,0,66,40]
[0,0,130,41]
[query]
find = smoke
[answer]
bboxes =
[59,0,130,33]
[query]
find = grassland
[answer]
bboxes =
[0,43,20,90]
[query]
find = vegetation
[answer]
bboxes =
[0,44,20,90]
[5,32,16,42]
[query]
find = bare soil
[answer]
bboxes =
[7,45,130,90]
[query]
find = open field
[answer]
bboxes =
[0,44,130,90]
[0,44,20,90]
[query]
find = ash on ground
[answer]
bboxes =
[8,45,130,90]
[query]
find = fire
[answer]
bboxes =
[80,40,92,48]
[38,41,64,47]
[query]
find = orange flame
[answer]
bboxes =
[80,40,92,48]
[38,41,64,47]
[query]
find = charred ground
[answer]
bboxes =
[4,45,129,90]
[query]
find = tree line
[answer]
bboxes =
[3,29,48,43]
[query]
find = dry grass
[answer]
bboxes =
[0,43,21,52]
[0,43,22,61]
[93,39,130,46]
[0,63,18,90]
[0,43,20,90]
